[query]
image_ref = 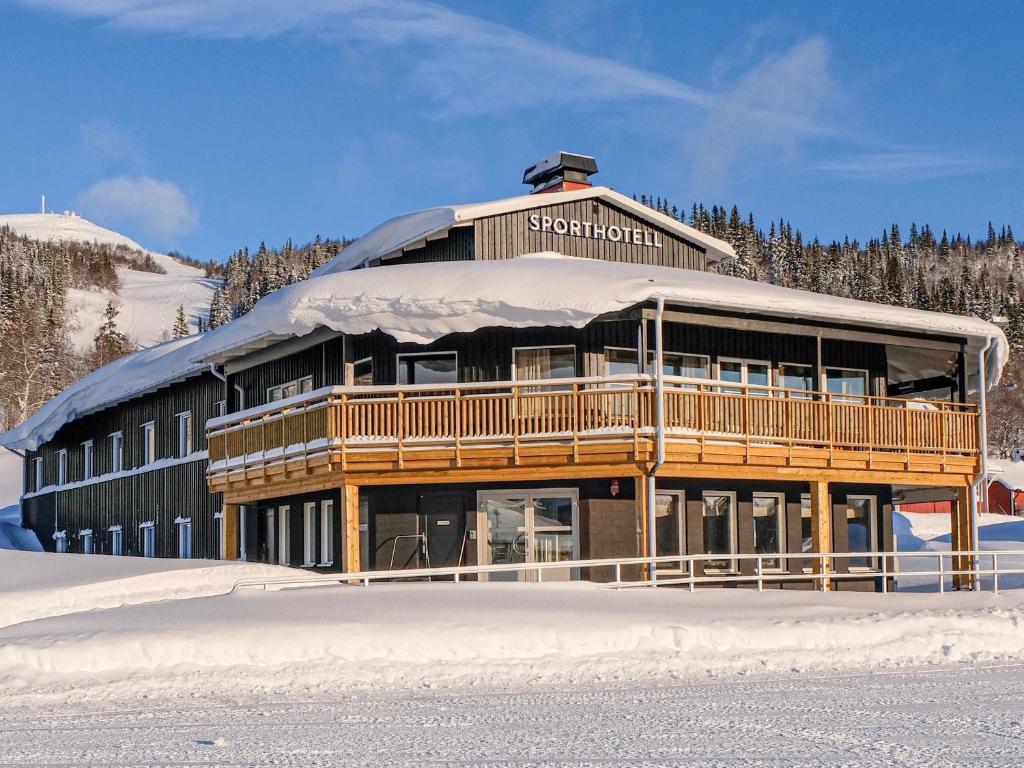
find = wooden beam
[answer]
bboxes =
[952,486,974,590]
[636,476,649,580]
[223,503,239,561]
[809,481,831,591]
[342,484,361,573]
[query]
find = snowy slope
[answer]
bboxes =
[0,213,217,349]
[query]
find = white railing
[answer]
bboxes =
[229,549,1024,594]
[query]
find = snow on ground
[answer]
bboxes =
[4,530,1024,765]
[0,449,21,511]
[0,212,218,348]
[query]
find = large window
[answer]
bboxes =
[846,496,877,569]
[752,493,785,570]
[718,358,771,395]
[779,363,814,398]
[397,352,457,386]
[79,529,94,555]
[657,352,710,387]
[605,347,641,376]
[142,422,156,465]
[110,432,123,473]
[82,441,93,480]
[513,346,576,389]
[319,499,334,566]
[826,367,869,403]
[655,491,685,566]
[268,376,314,402]
[277,505,291,565]
[800,494,812,554]
[57,449,68,484]
[177,412,193,458]
[701,491,737,571]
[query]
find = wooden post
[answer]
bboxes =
[223,503,239,561]
[342,484,361,574]
[810,481,831,591]
[636,476,649,580]
[952,485,974,590]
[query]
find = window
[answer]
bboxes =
[268,376,314,402]
[214,400,227,418]
[140,522,156,558]
[319,499,334,566]
[800,494,812,554]
[82,440,94,480]
[79,529,94,555]
[57,449,68,484]
[846,496,877,569]
[33,457,43,491]
[654,352,710,388]
[214,512,224,559]
[718,358,771,395]
[604,347,641,376]
[109,526,123,556]
[351,357,373,386]
[655,491,685,566]
[277,505,291,565]
[53,531,67,553]
[701,491,737,571]
[303,502,316,567]
[142,422,156,465]
[177,412,193,458]
[779,363,814,398]
[397,352,457,386]
[110,432,123,473]
[513,346,575,390]
[176,518,192,559]
[826,367,869,403]
[753,493,785,570]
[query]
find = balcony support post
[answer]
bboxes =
[223,503,239,561]
[810,480,831,591]
[952,485,975,590]
[342,484,361,574]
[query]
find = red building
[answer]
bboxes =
[898,479,1023,516]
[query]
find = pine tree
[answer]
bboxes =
[91,301,132,369]
[207,288,231,329]
[172,305,190,338]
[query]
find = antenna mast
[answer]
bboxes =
[40,195,45,215]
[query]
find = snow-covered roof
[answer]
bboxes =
[311,185,736,274]
[2,254,1007,452]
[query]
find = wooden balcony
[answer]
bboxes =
[206,375,981,501]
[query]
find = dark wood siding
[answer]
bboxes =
[473,199,706,269]
[229,336,345,411]
[383,226,474,265]
[52,458,219,557]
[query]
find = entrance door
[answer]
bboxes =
[478,489,578,581]
[420,492,466,568]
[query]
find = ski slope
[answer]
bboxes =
[0,213,218,349]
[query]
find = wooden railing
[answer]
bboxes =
[206,375,979,474]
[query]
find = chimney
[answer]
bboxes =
[523,151,598,194]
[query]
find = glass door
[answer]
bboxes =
[478,490,578,581]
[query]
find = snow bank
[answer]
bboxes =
[3,576,1024,694]
[0,550,304,629]
[3,255,1007,451]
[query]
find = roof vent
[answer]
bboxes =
[523,151,598,194]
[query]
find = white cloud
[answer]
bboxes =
[77,176,198,238]
[809,150,990,180]
[689,38,839,194]
[78,118,143,168]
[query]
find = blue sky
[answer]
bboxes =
[1,0,1021,258]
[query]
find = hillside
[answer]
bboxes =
[0,213,218,348]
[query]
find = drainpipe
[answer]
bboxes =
[646,296,666,580]
[973,336,995,588]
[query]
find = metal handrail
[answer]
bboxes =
[228,549,1024,594]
